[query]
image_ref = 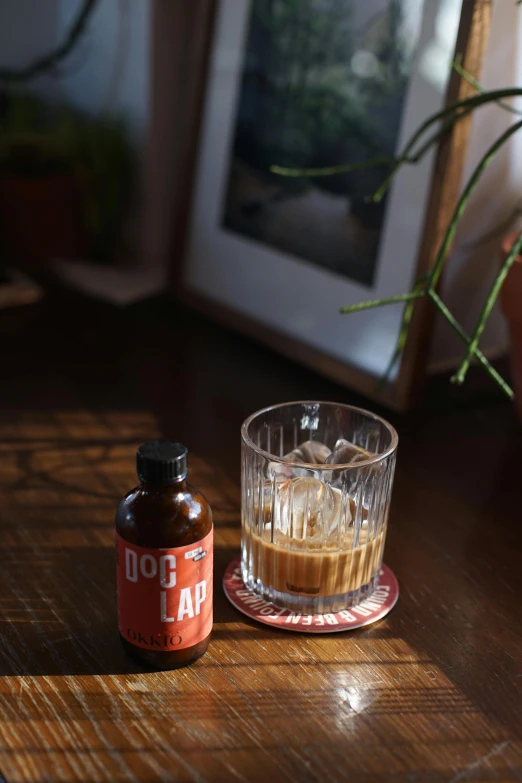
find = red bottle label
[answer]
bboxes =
[116,529,213,651]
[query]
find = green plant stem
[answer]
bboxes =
[272,89,522,183]
[339,290,425,314]
[270,156,394,178]
[453,56,522,117]
[341,284,514,397]
[365,115,522,398]
[0,0,98,83]
[429,290,514,399]
[429,118,522,290]
[270,74,522,398]
[368,105,476,203]
[372,109,471,203]
[452,229,522,384]
[406,106,475,164]
[372,89,522,202]
[376,290,421,391]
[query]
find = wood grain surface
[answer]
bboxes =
[0,289,521,782]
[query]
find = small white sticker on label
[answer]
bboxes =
[185,546,203,560]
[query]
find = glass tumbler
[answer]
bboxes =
[241,401,398,613]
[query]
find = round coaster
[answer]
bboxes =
[223,556,399,633]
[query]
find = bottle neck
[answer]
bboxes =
[139,476,187,492]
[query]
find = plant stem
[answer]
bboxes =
[272,90,522,184]
[376,288,422,391]
[407,106,475,164]
[428,118,522,290]
[372,89,522,202]
[429,290,514,399]
[339,290,425,314]
[270,156,394,178]
[453,56,522,117]
[0,0,98,83]
[452,228,522,384]
[270,78,522,399]
[369,105,476,203]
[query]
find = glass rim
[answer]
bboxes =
[241,400,399,470]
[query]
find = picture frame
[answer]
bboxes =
[170,0,491,410]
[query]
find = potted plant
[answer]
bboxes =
[0,91,134,270]
[0,118,89,269]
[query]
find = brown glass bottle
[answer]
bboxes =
[116,440,213,669]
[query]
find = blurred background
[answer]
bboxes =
[0,0,521,422]
[0,0,149,302]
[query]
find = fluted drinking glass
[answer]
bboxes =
[241,401,398,613]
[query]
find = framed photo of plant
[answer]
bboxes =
[179,0,491,410]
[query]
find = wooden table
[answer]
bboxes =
[1,291,522,782]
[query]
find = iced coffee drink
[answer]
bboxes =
[241,403,397,613]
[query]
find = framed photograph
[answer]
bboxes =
[179,0,490,409]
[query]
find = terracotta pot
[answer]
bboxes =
[0,173,88,269]
[500,232,522,420]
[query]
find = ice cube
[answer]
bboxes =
[270,440,331,477]
[277,477,344,539]
[283,440,331,464]
[325,438,371,466]
[254,476,290,524]
[323,438,373,490]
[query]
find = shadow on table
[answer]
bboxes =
[0,543,151,677]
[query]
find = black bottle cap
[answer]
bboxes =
[136,440,188,484]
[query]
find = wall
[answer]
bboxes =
[429,0,522,371]
[0,0,59,90]
[55,0,150,144]
[0,0,57,66]
[0,0,150,145]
